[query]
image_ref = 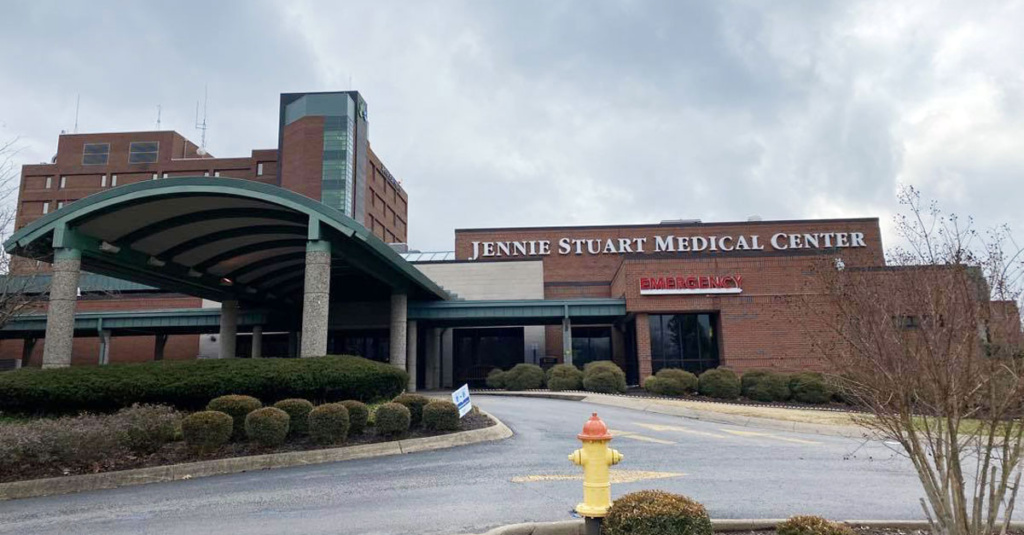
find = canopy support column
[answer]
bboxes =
[219,300,238,359]
[426,328,441,390]
[300,240,331,358]
[407,320,418,392]
[42,248,81,369]
[251,326,263,359]
[390,293,408,372]
[562,306,573,366]
[98,329,111,365]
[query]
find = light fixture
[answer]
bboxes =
[147,257,166,267]
[220,277,233,286]
[99,241,120,254]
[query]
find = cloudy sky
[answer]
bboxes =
[1,0,1022,251]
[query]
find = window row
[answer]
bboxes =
[30,169,250,190]
[80,142,159,166]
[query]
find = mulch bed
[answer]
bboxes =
[0,411,495,484]
[728,528,1021,535]
[622,387,863,413]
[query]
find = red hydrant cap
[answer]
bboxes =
[578,412,613,441]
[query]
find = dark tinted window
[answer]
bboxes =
[82,143,109,165]
[649,313,720,374]
[129,141,159,164]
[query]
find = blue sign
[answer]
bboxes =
[452,384,472,418]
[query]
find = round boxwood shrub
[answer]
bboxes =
[546,364,584,391]
[740,370,771,396]
[114,404,181,454]
[604,490,713,535]
[485,368,507,389]
[273,399,314,436]
[375,402,411,436]
[422,400,460,431]
[207,395,262,439]
[308,403,350,444]
[697,368,741,399]
[393,393,432,427]
[746,372,792,402]
[181,410,233,454]
[582,361,627,394]
[245,407,290,447]
[789,373,832,404]
[503,363,546,390]
[340,400,369,435]
[653,368,698,396]
[777,516,855,535]
[643,376,666,395]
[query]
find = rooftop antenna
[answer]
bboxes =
[194,85,209,155]
[73,94,80,134]
[156,104,162,130]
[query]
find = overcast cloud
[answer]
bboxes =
[1,0,1022,251]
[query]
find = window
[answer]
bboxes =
[44,176,52,189]
[100,175,107,187]
[111,174,118,187]
[203,171,209,177]
[151,173,158,180]
[128,141,159,164]
[648,314,720,375]
[42,202,49,215]
[82,143,110,165]
[57,201,65,210]
[162,172,168,179]
[571,327,612,369]
[257,163,264,176]
[59,176,67,189]
[214,171,221,177]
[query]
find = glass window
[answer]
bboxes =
[571,327,613,369]
[649,314,720,375]
[257,163,264,176]
[42,202,49,215]
[129,141,159,164]
[82,143,109,165]
[111,174,118,187]
[44,176,52,189]
[101,175,107,187]
[59,176,66,189]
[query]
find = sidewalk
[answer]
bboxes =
[470,390,873,439]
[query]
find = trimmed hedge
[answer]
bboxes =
[308,403,350,444]
[503,363,546,390]
[778,516,855,535]
[393,393,432,427]
[0,355,408,415]
[422,400,460,431]
[698,368,741,399]
[485,369,507,389]
[740,370,771,396]
[645,368,697,396]
[181,411,233,454]
[582,361,627,394]
[245,407,290,447]
[273,399,314,436]
[375,402,411,436]
[604,490,713,535]
[340,400,369,435]
[746,372,791,402]
[789,373,832,404]
[546,364,583,391]
[207,395,262,439]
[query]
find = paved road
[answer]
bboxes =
[0,396,942,535]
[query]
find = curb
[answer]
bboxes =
[473,391,872,439]
[471,519,1024,535]
[0,409,512,502]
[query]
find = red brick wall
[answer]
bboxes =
[280,116,325,202]
[366,147,408,243]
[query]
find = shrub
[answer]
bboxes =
[393,393,432,427]
[422,400,460,431]
[777,516,855,535]
[273,399,314,436]
[181,411,233,454]
[746,373,791,402]
[648,368,698,396]
[643,376,666,395]
[789,373,832,404]
[0,355,409,415]
[308,403,350,444]
[547,364,584,391]
[207,395,262,439]
[582,361,627,394]
[0,413,118,478]
[245,407,290,447]
[485,368,507,389]
[503,363,546,390]
[740,370,771,395]
[698,368,742,399]
[375,402,411,436]
[604,490,713,535]
[113,404,180,454]
[340,400,369,435]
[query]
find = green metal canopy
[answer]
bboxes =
[4,177,448,305]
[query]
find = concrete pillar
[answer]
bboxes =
[154,334,168,361]
[219,300,238,359]
[426,328,441,390]
[42,248,81,368]
[251,326,263,358]
[98,330,111,365]
[442,328,454,389]
[562,316,573,366]
[300,240,331,358]
[21,338,37,368]
[635,313,653,381]
[390,293,407,371]
[406,320,418,392]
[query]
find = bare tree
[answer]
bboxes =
[812,186,1024,535]
[0,137,41,331]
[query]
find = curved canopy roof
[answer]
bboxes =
[4,177,448,305]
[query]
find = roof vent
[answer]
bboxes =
[660,219,702,225]
[747,214,763,222]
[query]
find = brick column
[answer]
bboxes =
[300,240,331,358]
[42,248,81,368]
[635,313,653,381]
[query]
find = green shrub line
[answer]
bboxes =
[546,364,583,391]
[0,356,409,415]
[697,368,742,399]
[503,363,546,390]
[485,368,507,389]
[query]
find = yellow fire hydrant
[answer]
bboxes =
[569,412,623,518]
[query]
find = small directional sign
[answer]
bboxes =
[452,384,472,418]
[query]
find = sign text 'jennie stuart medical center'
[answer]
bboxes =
[468,231,867,261]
